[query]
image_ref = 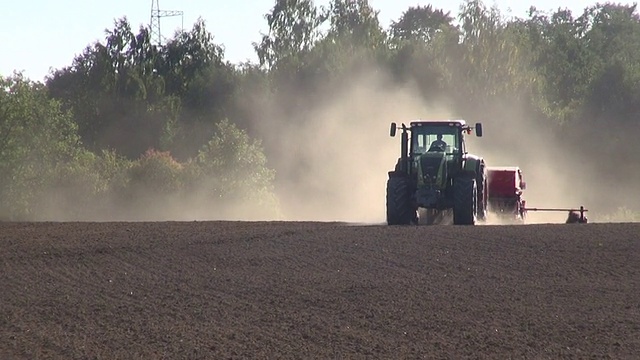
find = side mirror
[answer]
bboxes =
[475,123,483,137]
[390,122,397,137]
[521,181,527,190]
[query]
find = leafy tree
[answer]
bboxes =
[292,0,387,86]
[388,6,458,97]
[47,18,171,157]
[254,0,328,70]
[526,7,595,121]
[160,18,227,97]
[327,0,386,50]
[47,17,235,159]
[390,5,456,44]
[456,0,514,100]
[580,4,640,120]
[0,74,84,219]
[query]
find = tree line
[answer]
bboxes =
[1,0,639,220]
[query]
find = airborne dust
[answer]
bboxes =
[29,65,637,223]
[253,66,637,224]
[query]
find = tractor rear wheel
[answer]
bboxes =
[476,164,487,222]
[386,176,415,225]
[453,176,477,225]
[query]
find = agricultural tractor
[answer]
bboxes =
[386,120,487,225]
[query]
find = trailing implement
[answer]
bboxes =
[487,166,589,224]
[386,120,486,225]
[487,167,527,222]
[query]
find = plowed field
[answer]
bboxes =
[1,222,639,359]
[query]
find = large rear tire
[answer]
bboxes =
[386,176,415,225]
[476,163,487,222]
[453,176,477,225]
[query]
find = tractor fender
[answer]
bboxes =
[463,155,484,175]
[388,170,408,178]
[464,155,487,198]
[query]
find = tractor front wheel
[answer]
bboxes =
[453,176,477,225]
[386,176,415,225]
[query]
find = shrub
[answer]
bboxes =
[129,148,184,194]
[193,119,280,217]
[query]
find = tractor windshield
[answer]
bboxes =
[411,125,460,155]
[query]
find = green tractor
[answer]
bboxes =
[386,120,487,225]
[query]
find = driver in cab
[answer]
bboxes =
[429,134,447,152]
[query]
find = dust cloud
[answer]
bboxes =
[255,70,452,223]
[256,67,633,224]
[27,67,635,223]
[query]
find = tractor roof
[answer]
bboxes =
[409,119,467,127]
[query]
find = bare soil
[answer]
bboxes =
[1,221,639,359]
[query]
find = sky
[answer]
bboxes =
[0,0,624,82]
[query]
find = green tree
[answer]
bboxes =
[47,17,234,160]
[254,0,328,70]
[526,7,595,121]
[160,18,227,97]
[580,4,640,120]
[388,5,458,97]
[427,0,537,112]
[293,0,387,85]
[390,5,456,44]
[327,0,386,50]
[0,74,84,219]
[47,18,171,157]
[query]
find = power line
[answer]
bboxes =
[150,0,183,46]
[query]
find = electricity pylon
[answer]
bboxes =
[150,0,183,46]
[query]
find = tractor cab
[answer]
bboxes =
[410,124,461,157]
[390,120,482,176]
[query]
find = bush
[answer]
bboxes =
[23,149,131,220]
[193,119,280,217]
[129,149,184,194]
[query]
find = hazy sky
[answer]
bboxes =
[1,0,616,81]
